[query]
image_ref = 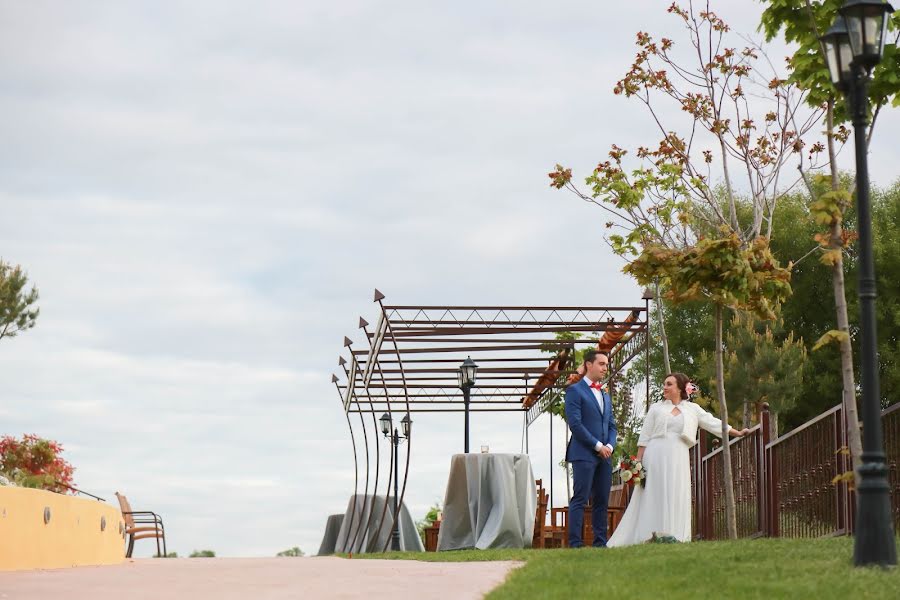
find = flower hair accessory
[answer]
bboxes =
[685,382,699,397]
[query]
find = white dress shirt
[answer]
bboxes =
[583,376,614,454]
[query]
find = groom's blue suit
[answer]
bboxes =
[565,378,617,547]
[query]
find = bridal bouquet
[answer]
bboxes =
[618,455,646,487]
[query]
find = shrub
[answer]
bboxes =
[0,434,75,493]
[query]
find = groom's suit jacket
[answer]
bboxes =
[564,378,617,463]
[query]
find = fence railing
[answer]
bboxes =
[691,401,899,539]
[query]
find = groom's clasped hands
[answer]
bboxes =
[596,446,612,459]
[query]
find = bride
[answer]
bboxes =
[607,372,749,546]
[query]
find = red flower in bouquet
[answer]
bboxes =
[618,455,646,487]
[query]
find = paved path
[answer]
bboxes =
[0,557,523,600]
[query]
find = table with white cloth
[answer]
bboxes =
[332,494,424,554]
[437,453,536,551]
[316,513,344,556]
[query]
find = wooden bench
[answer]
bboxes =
[115,492,167,558]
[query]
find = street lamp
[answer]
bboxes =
[379,412,412,551]
[822,0,896,567]
[458,356,478,453]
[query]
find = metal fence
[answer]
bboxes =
[691,402,899,539]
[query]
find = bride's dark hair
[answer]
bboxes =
[666,372,691,400]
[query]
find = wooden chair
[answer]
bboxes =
[543,507,568,548]
[607,485,628,537]
[533,488,549,549]
[115,492,167,558]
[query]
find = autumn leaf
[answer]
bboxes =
[819,248,843,266]
[812,329,850,351]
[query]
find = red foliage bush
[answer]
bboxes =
[0,434,76,493]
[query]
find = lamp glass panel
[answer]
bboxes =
[401,415,411,437]
[380,413,391,435]
[839,39,855,80]
[873,8,889,55]
[846,11,864,58]
[824,37,843,85]
[863,8,878,55]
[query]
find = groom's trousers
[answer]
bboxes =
[569,458,612,547]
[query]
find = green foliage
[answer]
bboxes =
[189,550,216,557]
[0,260,40,341]
[872,182,900,411]
[697,313,808,427]
[631,185,900,431]
[276,546,305,557]
[625,233,793,322]
[758,0,900,119]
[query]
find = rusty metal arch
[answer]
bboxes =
[331,289,652,552]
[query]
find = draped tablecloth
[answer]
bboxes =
[437,453,536,551]
[333,494,424,554]
[316,513,344,556]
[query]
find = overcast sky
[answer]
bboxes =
[2,1,898,557]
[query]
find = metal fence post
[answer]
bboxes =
[760,403,770,536]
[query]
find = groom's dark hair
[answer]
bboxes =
[583,350,609,365]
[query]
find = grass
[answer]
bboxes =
[351,537,900,599]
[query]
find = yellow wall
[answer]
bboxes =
[0,487,125,571]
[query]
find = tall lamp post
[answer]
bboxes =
[822,0,896,567]
[379,412,412,551]
[458,356,478,453]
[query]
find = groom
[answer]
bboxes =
[564,349,616,548]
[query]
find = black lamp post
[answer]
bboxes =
[822,0,896,567]
[458,356,478,453]
[379,412,412,551]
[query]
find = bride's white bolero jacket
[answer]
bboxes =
[637,400,725,448]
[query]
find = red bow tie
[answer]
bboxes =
[589,381,603,391]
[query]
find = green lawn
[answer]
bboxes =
[355,537,900,599]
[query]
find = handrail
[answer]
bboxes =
[882,401,900,418]
[764,404,842,450]
[56,482,106,502]
[701,420,763,461]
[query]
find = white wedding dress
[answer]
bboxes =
[607,410,692,546]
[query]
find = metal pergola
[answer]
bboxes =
[331,289,650,553]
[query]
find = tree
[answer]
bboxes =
[551,2,824,538]
[0,260,39,341]
[627,188,900,430]
[871,183,900,410]
[759,1,900,485]
[0,434,75,493]
[276,546,305,557]
[189,550,216,557]
[698,313,807,434]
